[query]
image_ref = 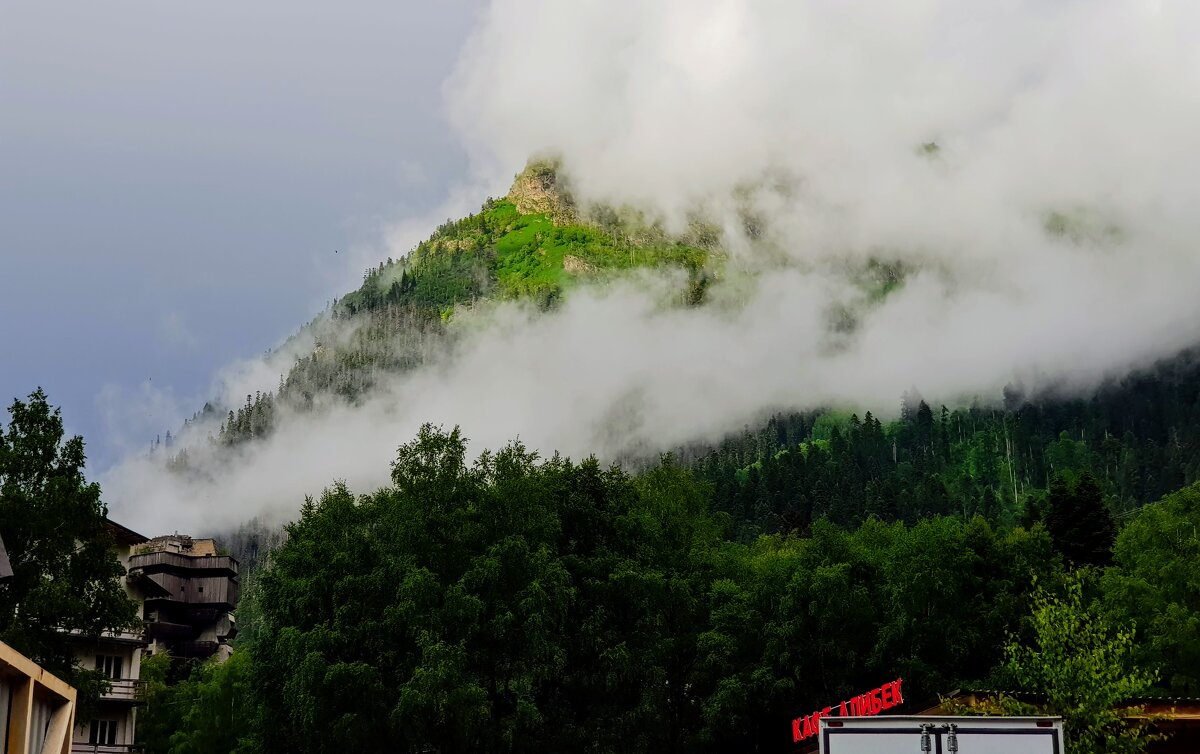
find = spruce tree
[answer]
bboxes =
[1046,471,1117,566]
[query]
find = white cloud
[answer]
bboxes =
[102,0,1200,534]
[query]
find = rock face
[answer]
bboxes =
[562,254,599,275]
[506,160,576,224]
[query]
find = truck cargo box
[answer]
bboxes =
[818,715,1064,754]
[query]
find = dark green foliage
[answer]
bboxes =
[0,389,139,713]
[245,426,1065,753]
[693,351,1200,538]
[1103,481,1200,695]
[689,516,1058,751]
[218,392,276,445]
[251,428,720,753]
[135,652,175,753]
[1045,471,1116,566]
[138,651,258,754]
[156,417,1200,752]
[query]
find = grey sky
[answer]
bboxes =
[0,1,480,468]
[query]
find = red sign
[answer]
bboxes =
[791,678,905,743]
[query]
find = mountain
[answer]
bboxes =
[169,161,1200,572]
[201,160,716,448]
[146,162,1200,754]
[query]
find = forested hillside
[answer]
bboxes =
[692,349,1200,539]
[143,162,1200,754]
[145,425,1200,754]
[181,162,1200,544]
[201,162,715,449]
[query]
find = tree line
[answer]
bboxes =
[146,425,1200,753]
[694,350,1200,541]
[3,388,1198,752]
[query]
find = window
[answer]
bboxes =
[88,719,118,746]
[198,585,204,594]
[95,654,123,680]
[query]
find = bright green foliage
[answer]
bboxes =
[487,205,708,300]
[1103,481,1200,694]
[0,389,139,714]
[344,198,709,315]
[205,195,712,450]
[136,652,176,753]
[138,652,258,754]
[1003,576,1159,754]
[169,652,258,754]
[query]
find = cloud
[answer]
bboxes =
[95,381,189,456]
[102,0,1200,534]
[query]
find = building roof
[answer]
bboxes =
[104,517,150,546]
[136,534,220,556]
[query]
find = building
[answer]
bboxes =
[0,531,78,754]
[69,520,150,754]
[67,524,240,753]
[0,638,78,754]
[127,534,239,661]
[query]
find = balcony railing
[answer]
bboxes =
[70,745,138,754]
[101,678,145,703]
[58,627,146,645]
[127,551,238,575]
[144,619,194,640]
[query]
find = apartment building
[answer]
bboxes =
[69,519,149,754]
[68,523,240,753]
[0,637,78,754]
[127,534,239,660]
[0,531,78,754]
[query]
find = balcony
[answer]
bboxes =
[102,629,146,644]
[70,745,138,754]
[175,640,219,658]
[127,551,238,575]
[144,619,194,640]
[101,678,145,703]
[59,627,146,645]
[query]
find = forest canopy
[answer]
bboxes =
[140,421,1200,754]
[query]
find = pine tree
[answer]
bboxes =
[1046,472,1117,566]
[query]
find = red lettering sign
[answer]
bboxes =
[790,679,904,743]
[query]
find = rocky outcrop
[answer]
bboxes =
[506,159,576,224]
[562,254,599,275]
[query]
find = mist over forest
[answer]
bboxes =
[106,0,1200,533]
[5,2,1200,753]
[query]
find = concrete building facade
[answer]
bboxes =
[68,520,149,754]
[67,524,239,754]
[127,535,239,661]
[0,638,77,754]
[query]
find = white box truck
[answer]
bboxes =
[818,715,1064,754]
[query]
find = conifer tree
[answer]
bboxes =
[1046,471,1117,566]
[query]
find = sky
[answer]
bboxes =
[5,1,1200,534]
[0,1,480,469]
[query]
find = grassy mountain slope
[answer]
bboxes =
[206,162,717,444]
